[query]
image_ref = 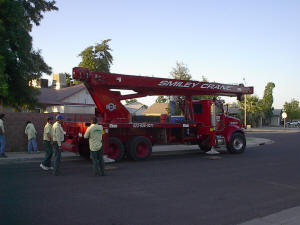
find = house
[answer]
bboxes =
[38,84,96,114]
[125,102,147,115]
[270,109,282,126]
[143,103,169,116]
[38,84,148,115]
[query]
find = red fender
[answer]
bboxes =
[224,125,245,143]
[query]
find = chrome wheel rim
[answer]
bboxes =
[233,138,243,150]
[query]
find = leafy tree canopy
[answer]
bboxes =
[155,62,191,104]
[238,82,275,126]
[170,62,191,80]
[261,82,275,118]
[283,99,300,121]
[78,39,113,73]
[125,99,137,104]
[155,96,168,103]
[155,62,192,115]
[0,0,58,111]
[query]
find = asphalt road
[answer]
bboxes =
[1,132,300,225]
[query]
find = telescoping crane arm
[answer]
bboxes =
[72,67,253,123]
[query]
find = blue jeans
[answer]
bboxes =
[0,134,5,154]
[28,138,39,152]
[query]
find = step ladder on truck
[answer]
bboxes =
[62,67,254,161]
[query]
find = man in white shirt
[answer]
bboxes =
[84,117,104,176]
[25,121,39,153]
[0,113,7,158]
[40,117,54,171]
[52,114,65,176]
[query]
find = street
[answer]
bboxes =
[1,132,300,225]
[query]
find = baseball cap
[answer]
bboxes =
[56,114,64,120]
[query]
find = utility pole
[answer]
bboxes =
[243,78,247,128]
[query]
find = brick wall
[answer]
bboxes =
[2,113,94,152]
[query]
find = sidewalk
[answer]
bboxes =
[246,126,300,133]
[0,137,273,164]
[238,206,300,225]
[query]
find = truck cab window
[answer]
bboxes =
[193,104,203,114]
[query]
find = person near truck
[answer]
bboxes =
[25,121,39,153]
[52,114,65,176]
[84,117,105,176]
[0,113,7,158]
[40,117,54,171]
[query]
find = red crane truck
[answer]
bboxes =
[62,67,253,161]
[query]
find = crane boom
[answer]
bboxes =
[73,67,253,97]
[72,67,253,123]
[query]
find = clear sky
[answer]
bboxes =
[31,0,300,108]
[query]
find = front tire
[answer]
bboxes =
[227,132,246,154]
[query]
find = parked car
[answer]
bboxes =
[287,121,300,128]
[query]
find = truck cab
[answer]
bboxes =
[192,99,245,153]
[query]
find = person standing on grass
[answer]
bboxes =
[25,121,39,153]
[52,114,65,176]
[40,117,54,171]
[84,117,105,176]
[0,113,7,158]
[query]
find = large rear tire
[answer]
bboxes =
[128,136,152,161]
[227,132,246,154]
[107,137,125,162]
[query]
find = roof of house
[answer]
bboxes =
[125,102,144,109]
[38,84,86,105]
[143,103,169,115]
[125,102,147,114]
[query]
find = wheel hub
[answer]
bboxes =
[233,138,243,150]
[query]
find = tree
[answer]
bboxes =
[125,99,137,104]
[61,73,73,87]
[283,99,300,121]
[170,62,191,80]
[155,96,168,103]
[0,0,58,111]
[238,95,263,127]
[78,40,113,73]
[260,82,275,124]
[154,62,192,115]
[238,82,276,127]
[170,62,192,115]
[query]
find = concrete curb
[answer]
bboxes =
[245,128,300,133]
[238,205,300,225]
[0,137,274,164]
[0,152,80,164]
